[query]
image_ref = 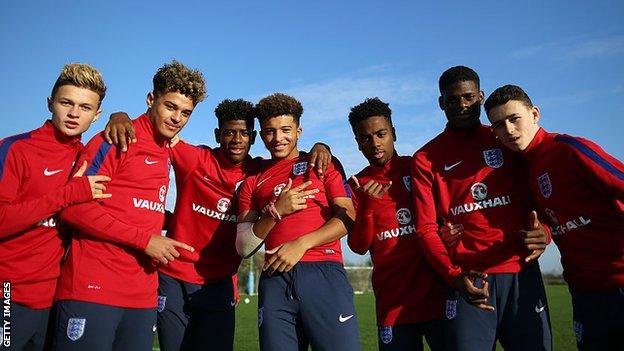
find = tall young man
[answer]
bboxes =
[0,63,110,350]
[346,97,444,351]
[485,84,624,350]
[102,99,331,351]
[54,60,201,350]
[411,66,552,350]
[237,93,360,351]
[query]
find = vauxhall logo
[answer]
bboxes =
[449,182,512,216]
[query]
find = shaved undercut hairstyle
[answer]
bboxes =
[256,93,303,125]
[348,97,392,130]
[438,65,480,93]
[152,60,206,105]
[51,63,107,105]
[484,84,534,113]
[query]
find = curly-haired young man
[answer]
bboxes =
[485,84,624,351]
[0,63,110,351]
[54,60,201,350]
[237,93,361,351]
[346,97,445,351]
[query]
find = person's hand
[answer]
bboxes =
[521,210,549,262]
[453,270,495,311]
[439,221,463,248]
[350,176,391,198]
[103,112,136,152]
[263,239,308,275]
[73,161,112,199]
[144,235,195,265]
[308,143,332,179]
[273,179,319,217]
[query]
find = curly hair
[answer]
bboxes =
[348,97,392,129]
[484,84,533,114]
[153,60,206,105]
[51,63,106,104]
[439,66,480,93]
[214,99,256,128]
[256,93,303,125]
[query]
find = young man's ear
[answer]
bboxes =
[438,96,445,111]
[146,92,155,109]
[92,108,103,123]
[532,106,541,124]
[479,90,485,105]
[214,128,221,144]
[47,97,53,113]
[392,127,397,142]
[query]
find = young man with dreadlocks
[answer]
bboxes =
[237,93,360,351]
[411,66,553,350]
[54,60,200,350]
[346,97,444,351]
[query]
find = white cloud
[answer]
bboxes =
[510,35,624,62]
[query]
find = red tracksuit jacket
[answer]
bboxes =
[56,114,170,308]
[412,125,535,285]
[523,128,624,290]
[0,121,90,308]
[348,154,443,326]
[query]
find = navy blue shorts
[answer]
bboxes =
[569,286,624,350]
[258,261,360,351]
[157,272,235,351]
[444,262,552,351]
[0,302,50,351]
[378,320,444,351]
[54,300,156,351]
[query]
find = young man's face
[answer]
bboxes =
[48,85,102,137]
[146,91,194,139]
[353,116,395,167]
[215,119,255,164]
[259,115,301,160]
[439,80,484,131]
[487,100,540,152]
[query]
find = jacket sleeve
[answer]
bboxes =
[169,141,212,181]
[557,135,624,202]
[0,143,92,238]
[411,151,462,285]
[346,181,374,255]
[59,136,153,250]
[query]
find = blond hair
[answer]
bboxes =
[152,60,206,105]
[50,63,106,104]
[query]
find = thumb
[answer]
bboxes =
[350,176,360,189]
[529,210,540,230]
[265,245,282,255]
[282,178,293,192]
[73,160,87,177]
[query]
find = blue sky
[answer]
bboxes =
[2,1,622,272]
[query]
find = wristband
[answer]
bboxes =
[262,201,282,221]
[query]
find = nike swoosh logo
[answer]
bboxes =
[257,176,272,187]
[444,161,462,171]
[230,300,237,307]
[44,168,63,176]
[339,314,354,323]
[535,305,546,313]
[145,157,159,165]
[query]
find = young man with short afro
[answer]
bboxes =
[485,84,624,351]
[54,60,201,350]
[347,97,445,351]
[237,93,361,351]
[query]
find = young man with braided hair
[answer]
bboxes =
[0,63,110,351]
[346,97,444,351]
[485,84,624,350]
[237,93,360,351]
[411,66,552,350]
[102,97,332,350]
[54,60,201,350]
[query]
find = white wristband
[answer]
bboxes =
[236,222,264,258]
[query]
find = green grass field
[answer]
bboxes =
[155,284,576,350]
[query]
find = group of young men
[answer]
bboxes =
[0,61,621,351]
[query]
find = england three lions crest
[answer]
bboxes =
[483,149,504,169]
[537,173,552,198]
[67,318,86,341]
[292,162,308,176]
